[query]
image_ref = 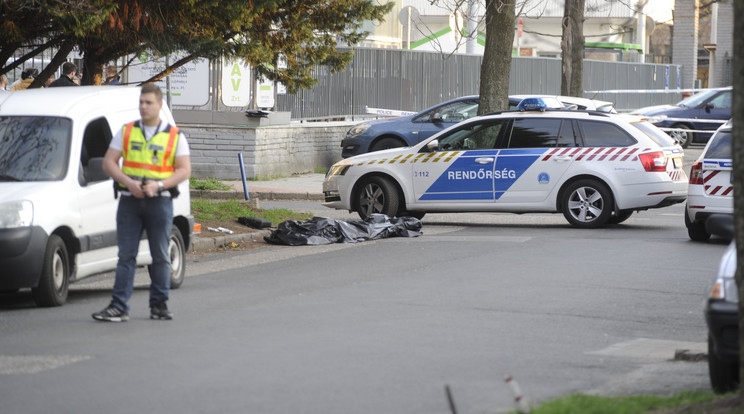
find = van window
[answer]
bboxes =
[0,116,71,181]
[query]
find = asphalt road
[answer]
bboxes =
[0,185,726,414]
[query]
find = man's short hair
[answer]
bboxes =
[141,84,163,101]
[106,65,117,75]
[62,62,77,76]
[21,67,36,79]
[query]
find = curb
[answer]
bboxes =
[190,190,324,201]
[190,229,271,253]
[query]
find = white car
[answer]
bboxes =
[323,100,687,228]
[0,87,193,307]
[685,120,733,241]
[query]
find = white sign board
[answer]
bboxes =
[221,59,252,107]
[127,52,210,106]
[257,79,275,108]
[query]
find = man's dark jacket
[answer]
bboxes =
[49,76,78,87]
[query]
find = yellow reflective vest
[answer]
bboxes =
[118,121,180,189]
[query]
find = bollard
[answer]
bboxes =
[238,152,250,200]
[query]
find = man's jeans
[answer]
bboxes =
[111,195,173,313]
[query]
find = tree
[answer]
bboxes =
[560,0,585,97]
[732,0,744,396]
[0,0,392,91]
[478,0,516,115]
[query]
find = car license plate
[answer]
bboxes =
[673,158,683,169]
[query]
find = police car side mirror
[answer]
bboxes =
[425,140,439,152]
[84,157,110,183]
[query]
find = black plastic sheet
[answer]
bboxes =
[264,214,422,246]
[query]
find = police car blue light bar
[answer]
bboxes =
[517,97,549,112]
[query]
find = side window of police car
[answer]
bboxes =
[507,118,576,148]
[438,121,505,150]
[79,117,113,185]
[578,120,636,147]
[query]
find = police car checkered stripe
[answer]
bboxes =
[703,170,733,196]
[541,147,649,162]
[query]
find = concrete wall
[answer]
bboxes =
[182,122,353,180]
[672,0,699,88]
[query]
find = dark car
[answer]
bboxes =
[704,215,739,393]
[340,95,587,158]
[631,87,731,148]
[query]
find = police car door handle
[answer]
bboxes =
[475,157,494,164]
[553,155,573,161]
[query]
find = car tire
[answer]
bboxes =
[168,227,186,289]
[669,124,693,148]
[560,179,613,228]
[708,335,739,394]
[355,176,400,220]
[398,210,426,220]
[32,234,69,307]
[370,137,405,152]
[607,210,633,225]
[685,208,711,242]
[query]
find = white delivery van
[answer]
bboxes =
[0,86,193,307]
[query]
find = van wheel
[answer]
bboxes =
[355,176,399,220]
[32,235,69,307]
[169,228,186,289]
[560,179,613,228]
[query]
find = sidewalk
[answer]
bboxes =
[191,173,325,201]
[189,173,326,253]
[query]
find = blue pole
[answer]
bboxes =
[238,152,250,200]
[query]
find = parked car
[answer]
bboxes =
[685,120,733,241]
[324,99,687,228]
[341,95,617,158]
[631,86,731,148]
[703,215,738,393]
[0,86,193,307]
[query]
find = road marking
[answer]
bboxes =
[402,235,532,243]
[0,355,91,375]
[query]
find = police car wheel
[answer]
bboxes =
[399,211,426,220]
[561,179,613,228]
[684,208,711,242]
[669,124,692,148]
[32,234,69,307]
[355,176,399,220]
[168,228,186,289]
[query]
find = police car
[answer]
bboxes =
[685,120,733,241]
[323,98,688,228]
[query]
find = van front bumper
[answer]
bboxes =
[0,226,47,289]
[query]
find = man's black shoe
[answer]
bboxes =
[92,305,129,322]
[150,302,173,320]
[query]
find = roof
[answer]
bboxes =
[0,86,142,117]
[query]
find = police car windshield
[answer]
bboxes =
[0,116,71,181]
[631,121,677,147]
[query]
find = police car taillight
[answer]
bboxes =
[638,151,667,172]
[689,162,704,184]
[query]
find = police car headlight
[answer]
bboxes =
[0,200,33,228]
[326,165,350,178]
[347,123,371,138]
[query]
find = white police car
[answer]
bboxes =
[323,98,688,228]
[685,120,733,241]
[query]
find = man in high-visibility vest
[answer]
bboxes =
[93,84,191,322]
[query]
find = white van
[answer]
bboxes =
[0,86,193,307]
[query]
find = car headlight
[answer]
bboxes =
[648,115,667,124]
[326,165,350,178]
[710,278,738,302]
[0,200,34,228]
[347,123,371,138]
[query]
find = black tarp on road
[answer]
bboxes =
[264,214,422,246]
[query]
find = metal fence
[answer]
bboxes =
[277,47,684,118]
